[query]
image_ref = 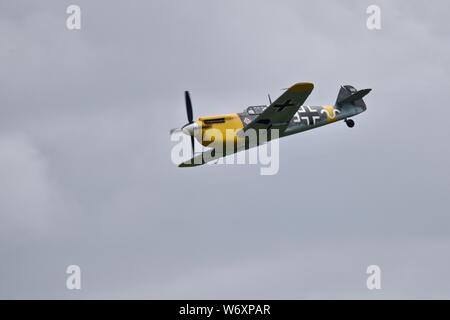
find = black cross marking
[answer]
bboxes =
[274,99,295,112]
[298,106,321,125]
[305,111,320,124]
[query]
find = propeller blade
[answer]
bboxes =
[190,136,195,158]
[185,91,193,123]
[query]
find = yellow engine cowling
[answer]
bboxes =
[196,113,244,147]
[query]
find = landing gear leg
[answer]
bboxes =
[345,119,355,128]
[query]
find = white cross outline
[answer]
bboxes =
[295,106,320,126]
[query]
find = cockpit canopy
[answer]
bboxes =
[246,105,267,115]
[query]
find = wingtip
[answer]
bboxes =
[178,160,204,168]
[178,161,193,168]
[288,82,314,93]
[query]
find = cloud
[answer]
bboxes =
[0,133,58,235]
[1,0,450,299]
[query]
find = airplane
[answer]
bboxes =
[171,82,371,167]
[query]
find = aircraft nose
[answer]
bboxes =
[182,122,199,136]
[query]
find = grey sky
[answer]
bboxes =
[1,0,450,299]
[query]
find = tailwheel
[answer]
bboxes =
[345,119,355,128]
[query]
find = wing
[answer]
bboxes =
[243,82,314,133]
[178,148,230,167]
[178,143,248,167]
[178,153,207,167]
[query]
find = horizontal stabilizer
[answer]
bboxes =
[337,88,371,105]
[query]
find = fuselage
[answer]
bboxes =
[193,102,366,148]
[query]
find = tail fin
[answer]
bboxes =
[335,85,371,109]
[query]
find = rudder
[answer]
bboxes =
[335,85,371,109]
